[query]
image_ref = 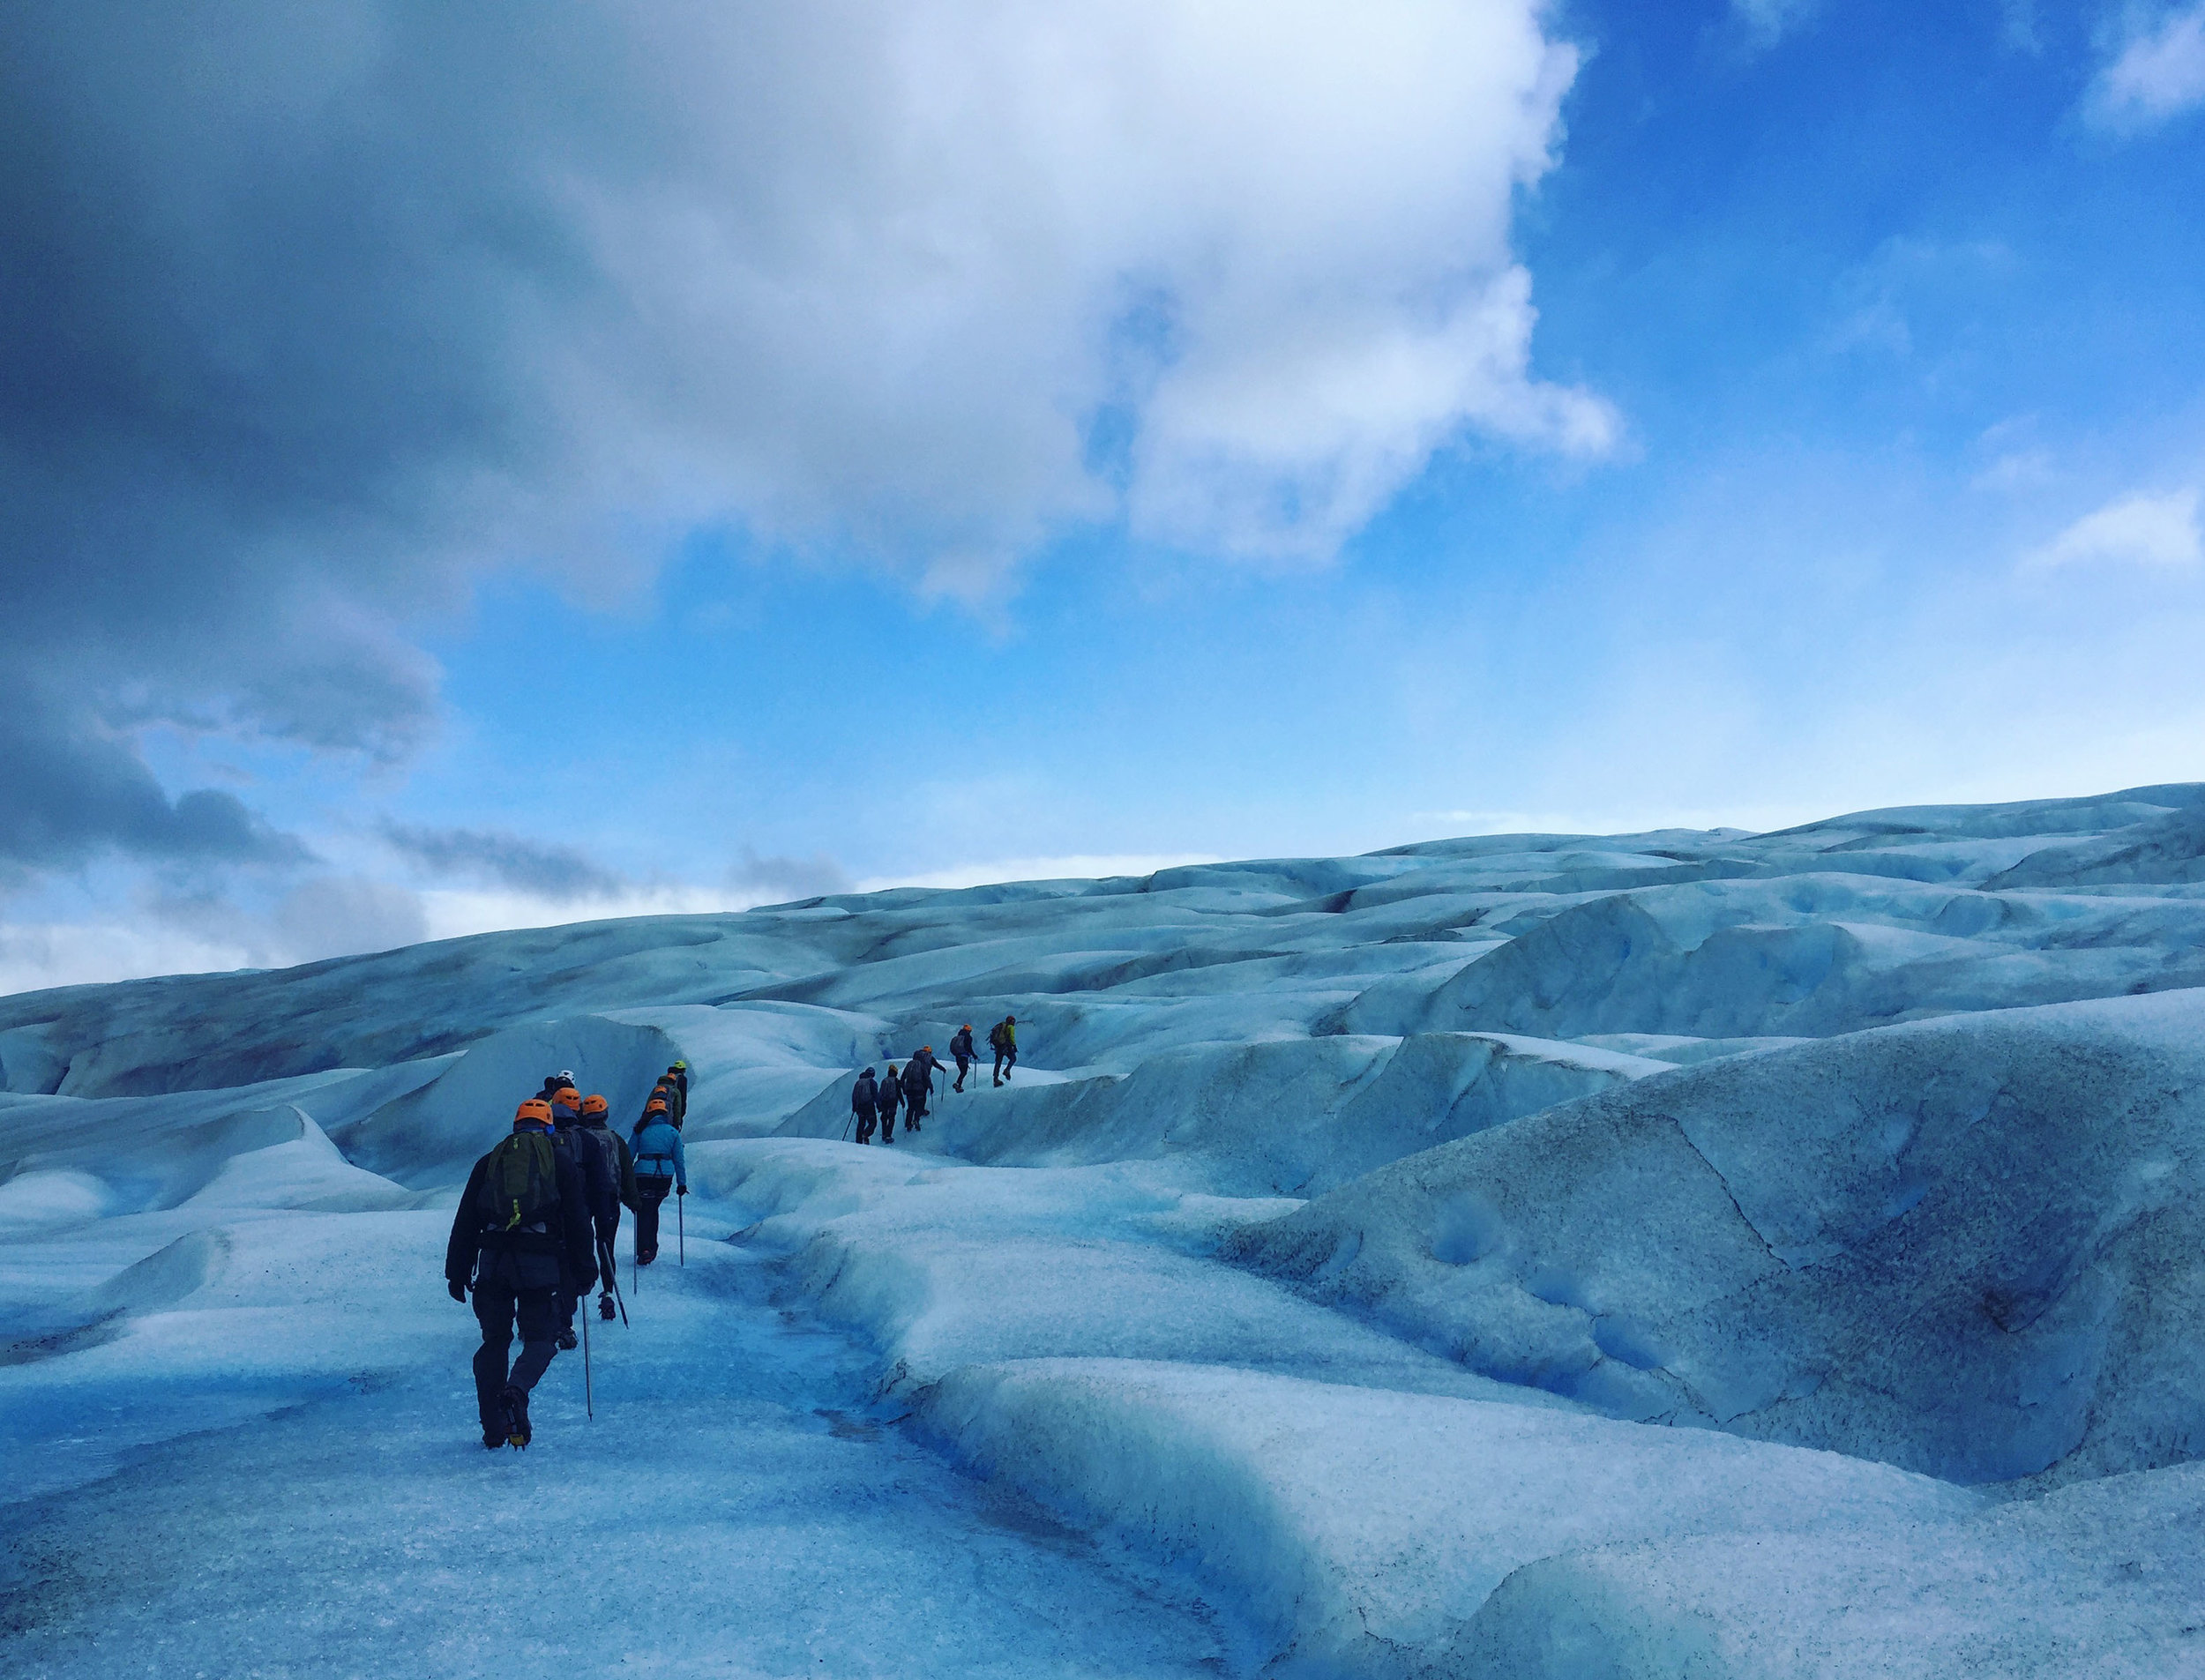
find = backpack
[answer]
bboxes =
[988,1022,1006,1051]
[477,1131,558,1232]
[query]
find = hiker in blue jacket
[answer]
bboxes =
[631,1096,686,1265]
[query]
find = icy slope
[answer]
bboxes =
[1232,987,2205,1483]
[9,782,2205,1678]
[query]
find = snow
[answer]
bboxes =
[8,782,2205,1676]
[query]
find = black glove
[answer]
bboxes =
[676,1184,688,1196]
[447,1280,467,1303]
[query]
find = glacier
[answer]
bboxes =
[6,784,2205,1676]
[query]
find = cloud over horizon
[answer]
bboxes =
[0,0,1601,900]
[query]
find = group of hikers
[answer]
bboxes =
[445,1015,1029,1449]
[444,1061,692,1450]
[848,1015,1017,1144]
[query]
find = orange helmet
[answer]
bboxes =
[514,1098,552,1124]
[552,1085,579,1105]
[580,1094,609,1117]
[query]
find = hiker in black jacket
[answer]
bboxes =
[445,1097,599,1450]
[949,1025,976,1092]
[901,1048,943,1133]
[851,1068,880,1144]
[878,1063,903,1144]
[547,1083,613,1348]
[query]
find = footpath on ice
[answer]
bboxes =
[9,784,2205,1676]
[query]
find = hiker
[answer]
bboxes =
[546,1084,613,1347]
[652,1064,688,1126]
[878,1063,902,1144]
[990,1015,1018,1085]
[631,1096,687,1265]
[539,1068,578,1101]
[902,1047,942,1133]
[949,1024,976,1092]
[445,1097,598,1450]
[851,1067,879,1144]
[577,1093,636,1319]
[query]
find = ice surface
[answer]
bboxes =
[1232,988,2205,1483]
[919,1359,1978,1677]
[8,783,2205,1676]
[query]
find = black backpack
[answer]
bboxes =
[477,1131,558,1232]
[988,1022,1006,1051]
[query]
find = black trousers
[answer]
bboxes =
[904,1090,927,1131]
[635,1177,671,1262]
[854,1106,876,1143]
[473,1275,560,1437]
[994,1045,1016,1080]
[953,1054,971,1090]
[879,1104,897,1142]
[593,1205,622,1295]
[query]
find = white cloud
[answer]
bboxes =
[2088,4,2205,129]
[2027,488,2203,571]
[412,884,762,943]
[857,854,1222,892]
[1730,0,1822,49]
[567,0,1612,575]
[1971,447,2056,493]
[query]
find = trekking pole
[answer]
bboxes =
[580,1289,594,1420]
[678,1193,685,1266]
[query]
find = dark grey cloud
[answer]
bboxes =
[383,822,626,900]
[1,2,600,870]
[729,848,853,905]
[0,691,307,875]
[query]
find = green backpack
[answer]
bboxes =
[477,1131,558,1232]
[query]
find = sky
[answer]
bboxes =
[4,0,2205,995]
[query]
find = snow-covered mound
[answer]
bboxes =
[8,782,2205,1679]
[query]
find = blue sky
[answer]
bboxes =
[5,0,2205,991]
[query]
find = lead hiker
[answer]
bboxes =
[851,1067,880,1144]
[990,1015,1018,1086]
[445,1097,598,1450]
[577,1093,635,1319]
[631,1096,686,1265]
[949,1024,976,1092]
[878,1062,903,1144]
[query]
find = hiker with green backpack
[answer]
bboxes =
[445,1096,600,1450]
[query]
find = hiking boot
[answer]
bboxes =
[557,1327,578,1351]
[600,1293,616,1320]
[499,1384,532,1449]
[482,1428,505,1451]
